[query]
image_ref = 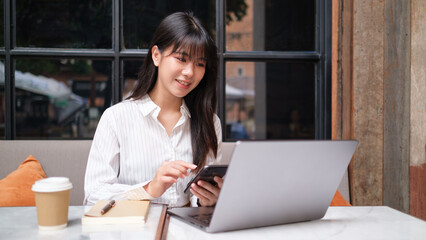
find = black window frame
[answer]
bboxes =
[1,0,331,140]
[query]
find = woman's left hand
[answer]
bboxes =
[190,176,224,207]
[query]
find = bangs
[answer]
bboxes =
[171,33,209,61]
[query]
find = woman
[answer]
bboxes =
[84,12,223,207]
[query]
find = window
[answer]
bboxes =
[222,0,330,140]
[16,1,112,48]
[14,58,111,139]
[123,0,216,49]
[122,60,143,100]
[1,0,331,140]
[0,59,4,138]
[0,0,3,47]
[225,61,315,140]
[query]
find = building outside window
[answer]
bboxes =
[0,0,331,141]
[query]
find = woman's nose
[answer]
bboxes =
[182,62,194,78]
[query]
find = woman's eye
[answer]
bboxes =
[197,62,206,67]
[176,57,186,62]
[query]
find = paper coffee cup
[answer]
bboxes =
[32,177,73,231]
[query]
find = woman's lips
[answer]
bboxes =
[176,79,191,88]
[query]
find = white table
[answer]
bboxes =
[1,206,425,239]
[0,205,163,240]
[168,206,426,240]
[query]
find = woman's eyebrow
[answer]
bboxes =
[175,51,206,62]
[175,51,189,56]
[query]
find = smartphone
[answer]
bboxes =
[184,165,228,193]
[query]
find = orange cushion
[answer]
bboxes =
[0,155,47,206]
[330,190,351,206]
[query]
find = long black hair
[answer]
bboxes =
[128,12,218,172]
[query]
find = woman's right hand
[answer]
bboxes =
[144,160,197,198]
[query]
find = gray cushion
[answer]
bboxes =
[0,140,92,205]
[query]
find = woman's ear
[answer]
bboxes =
[151,45,160,67]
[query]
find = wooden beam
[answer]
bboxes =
[336,0,355,203]
[351,0,385,206]
[410,0,426,220]
[383,0,411,213]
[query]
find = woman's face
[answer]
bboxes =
[152,45,206,99]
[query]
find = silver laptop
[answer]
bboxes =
[168,140,358,233]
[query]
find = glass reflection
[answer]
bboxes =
[123,0,216,49]
[122,60,143,100]
[0,60,4,138]
[16,0,112,48]
[14,59,111,139]
[0,0,4,46]
[225,61,315,140]
[226,0,315,51]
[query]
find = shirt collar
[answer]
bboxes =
[180,100,191,118]
[136,94,158,117]
[136,94,191,118]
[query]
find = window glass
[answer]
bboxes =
[122,60,143,100]
[15,59,112,139]
[0,0,4,47]
[226,0,315,51]
[16,0,112,48]
[123,0,216,49]
[225,61,315,140]
[0,60,4,138]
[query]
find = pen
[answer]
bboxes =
[101,200,116,215]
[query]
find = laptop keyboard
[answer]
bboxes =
[190,213,213,225]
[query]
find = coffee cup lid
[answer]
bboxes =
[32,177,73,192]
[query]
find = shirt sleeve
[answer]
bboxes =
[83,108,153,205]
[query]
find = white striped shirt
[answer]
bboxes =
[83,94,222,207]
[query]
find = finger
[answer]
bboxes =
[192,182,218,200]
[168,163,191,177]
[197,180,220,196]
[165,161,196,177]
[174,160,197,170]
[163,167,187,179]
[170,161,188,173]
[161,161,192,175]
[214,176,224,188]
[190,188,211,205]
[160,175,178,184]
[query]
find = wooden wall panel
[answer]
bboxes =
[332,0,353,142]
[410,0,426,220]
[333,0,354,202]
[335,0,425,218]
[332,0,354,203]
[340,0,354,144]
[351,0,384,206]
[383,0,410,213]
[411,164,426,220]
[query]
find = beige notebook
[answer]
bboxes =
[82,200,150,225]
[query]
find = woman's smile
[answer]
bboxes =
[176,79,191,88]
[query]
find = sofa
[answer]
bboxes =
[0,141,349,205]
